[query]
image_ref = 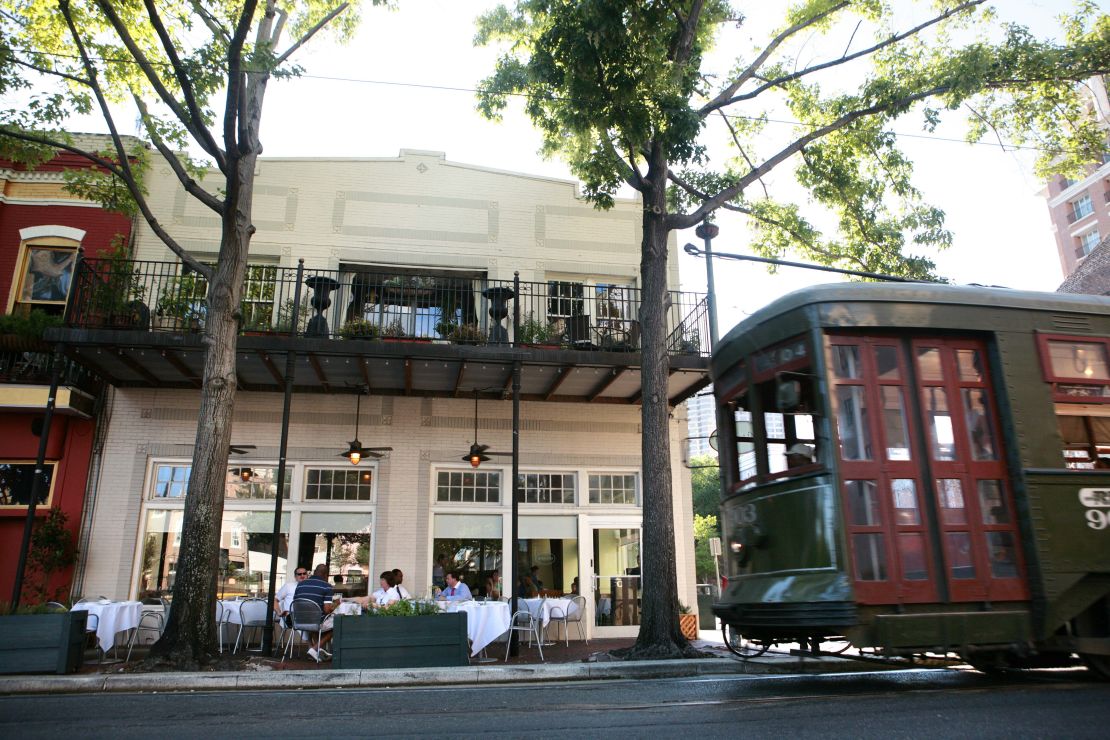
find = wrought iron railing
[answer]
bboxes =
[65,259,710,356]
[0,345,103,394]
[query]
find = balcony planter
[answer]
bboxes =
[331,612,469,669]
[0,610,88,675]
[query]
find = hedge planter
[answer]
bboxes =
[332,612,469,669]
[0,611,88,675]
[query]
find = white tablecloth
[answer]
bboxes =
[438,601,511,656]
[521,597,579,627]
[72,601,142,651]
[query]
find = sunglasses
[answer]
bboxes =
[295,571,307,576]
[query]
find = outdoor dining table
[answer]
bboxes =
[71,600,142,652]
[521,597,580,643]
[437,600,511,656]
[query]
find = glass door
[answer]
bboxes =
[591,527,641,630]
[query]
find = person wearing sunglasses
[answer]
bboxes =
[274,568,309,628]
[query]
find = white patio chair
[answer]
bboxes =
[234,598,269,653]
[549,595,588,646]
[126,598,169,661]
[284,598,325,663]
[504,609,544,662]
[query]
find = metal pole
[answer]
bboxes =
[695,222,720,349]
[509,271,521,656]
[262,259,304,655]
[11,343,66,611]
[682,243,927,283]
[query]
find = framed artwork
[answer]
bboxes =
[19,246,77,304]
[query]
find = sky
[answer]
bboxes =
[33,0,1103,335]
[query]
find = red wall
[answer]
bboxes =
[0,413,96,603]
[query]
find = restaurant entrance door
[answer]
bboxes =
[590,526,640,637]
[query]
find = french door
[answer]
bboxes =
[829,335,1027,605]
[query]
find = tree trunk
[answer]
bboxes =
[623,153,692,660]
[148,153,256,666]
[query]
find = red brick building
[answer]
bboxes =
[1,138,137,602]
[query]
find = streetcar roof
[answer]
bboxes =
[714,282,1110,370]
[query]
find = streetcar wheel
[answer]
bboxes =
[721,624,769,658]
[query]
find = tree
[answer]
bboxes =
[477,1,1110,658]
[689,454,720,518]
[0,0,377,665]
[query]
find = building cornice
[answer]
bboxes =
[1047,160,1110,208]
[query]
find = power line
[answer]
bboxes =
[9,46,1073,155]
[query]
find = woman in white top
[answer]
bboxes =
[365,571,403,609]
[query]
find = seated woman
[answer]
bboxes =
[356,571,403,610]
[484,569,501,600]
[516,574,538,599]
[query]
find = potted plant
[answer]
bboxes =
[447,323,484,344]
[677,329,701,355]
[339,318,380,340]
[678,602,698,641]
[154,273,205,332]
[88,239,150,330]
[331,599,469,669]
[516,312,561,348]
[0,309,63,351]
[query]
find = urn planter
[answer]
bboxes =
[331,612,469,669]
[0,611,88,675]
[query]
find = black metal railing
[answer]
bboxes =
[66,259,711,356]
[0,345,103,395]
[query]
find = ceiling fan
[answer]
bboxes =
[341,386,392,465]
[462,390,512,468]
[229,444,256,455]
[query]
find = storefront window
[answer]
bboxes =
[433,513,502,596]
[519,472,575,504]
[296,512,373,598]
[592,528,640,626]
[518,516,578,596]
[588,474,637,504]
[137,509,290,600]
[304,467,372,501]
[226,466,291,499]
[0,461,56,507]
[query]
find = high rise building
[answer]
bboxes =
[1041,75,1110,280]
[686,389,717,459]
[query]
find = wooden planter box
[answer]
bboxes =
[332,612,469,669]
[0,611,87,675]
[679,613,698,641]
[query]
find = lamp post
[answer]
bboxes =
[694,220,720,350]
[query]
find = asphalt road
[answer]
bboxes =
[2,668,1109,738]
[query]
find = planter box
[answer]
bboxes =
[0,611,88,675]
[332,612,469,669]
[679,613,698,641]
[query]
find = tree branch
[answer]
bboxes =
[717,109,768,198]
[55,0,210,277]
[276,3,347,64]
[188,0,230,41]
[672,84,956,229]
[11,55,89,86]
[140,0,227,173]
[91,0,224,170]
[702,1,985,116]
[669,0,704,65]
[699,1,849,116]
[223,0,259,156]
[132,94,224,214]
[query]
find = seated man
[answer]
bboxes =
[274,567,309,627]
[436,570,472,601]
[293,563,336,661]
[785,443,815,469]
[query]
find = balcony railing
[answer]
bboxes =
[0,344,103,395]
[66,259,710,356]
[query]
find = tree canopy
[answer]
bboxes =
[477,0,1110,658]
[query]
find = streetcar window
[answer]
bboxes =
[1056,413,1110,468]
[977,480,1011,525]
[852,534,887,581]
[835,386,872,460]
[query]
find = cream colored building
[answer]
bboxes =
[70,149,710,638]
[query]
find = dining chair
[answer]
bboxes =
[44,601,68,613]
[234,598,269,653]
[549,595,588,646]
[285,599,325,663]
[504,609,544,662]
[126,598,169,661]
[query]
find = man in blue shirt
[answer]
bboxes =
[437,570,472,601]
[293,564,335,660]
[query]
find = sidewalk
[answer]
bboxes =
[0,628,895,695]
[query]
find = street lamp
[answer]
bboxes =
[694,221,720,350]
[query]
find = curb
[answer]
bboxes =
[0,653,874,695]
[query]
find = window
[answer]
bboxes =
[436,470,501,503]
[151,463,292,499]
[547,280,584,324]
[16,245,77,308]
[304,468,373,501]
[588,474,638,504]
[239,265,278,329]
[1071,192,1094,221]
[340,269,481,338]
[0,462,57,507]
[1038,335,1110,404]
[519,473,576,504]
[1079,229,1102,257]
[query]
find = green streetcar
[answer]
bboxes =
[709,283,1110,677]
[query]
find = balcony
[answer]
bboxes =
[50,259,711,405]
[0,343,102,417]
